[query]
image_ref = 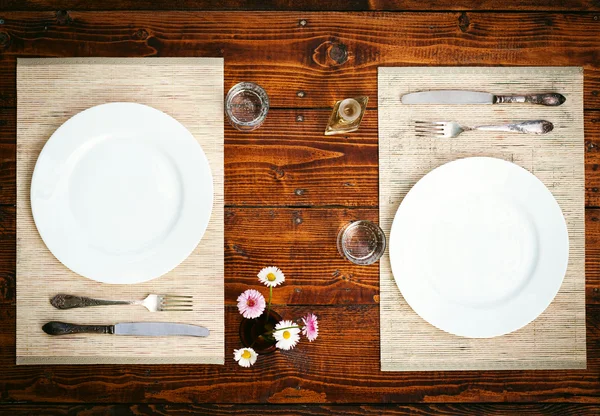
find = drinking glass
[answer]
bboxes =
[337,220,386,265]
[225,82,269,131]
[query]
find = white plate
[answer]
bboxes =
[389,157,568,338]
[31,103,213,284]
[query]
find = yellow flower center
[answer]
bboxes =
[241,350,252,359]
[283,330,291,339]
[267,272,277,282]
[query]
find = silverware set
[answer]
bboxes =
[44,294,206,337]
[402,89,564,137]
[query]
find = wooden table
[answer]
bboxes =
[1,1,599,414]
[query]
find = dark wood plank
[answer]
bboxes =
[1,206,598,306]
[225,207,600,306]
[0,108,381,207]
[0,12,599,109]
[1,206,371,306]
[1,0,599,12]
[0,238,15,305]
[0,108,15,208]
[1,403,600,416]
[0,206,380,306]
[0,63,14,107]
[224,109,378,208]
[587,209,600,304]
[0,146,15,206]
[587,112,600,207]
[0,303,599,403]
[225,207,379,305]
[0,107,14,144]
[1,108,599,208]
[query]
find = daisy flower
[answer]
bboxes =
[233,347,258,367]
[257,266,285,288]
[237,289,266,319]
[301,313,319,342]
[273,320,301,350]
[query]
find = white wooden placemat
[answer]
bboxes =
[17,57,224,365]
[379,67,585,371]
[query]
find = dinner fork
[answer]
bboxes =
[50,294,193,312]
[414,120,553,138]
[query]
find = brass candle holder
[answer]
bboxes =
[324,96,368,136]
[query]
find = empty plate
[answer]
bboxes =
[389,157,569,338]
[31,102,213,284]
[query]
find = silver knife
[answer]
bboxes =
[401,90,566,106]
[42,321,209,337]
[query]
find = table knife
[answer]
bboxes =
[42,321,209,337]
[401,90,566,106]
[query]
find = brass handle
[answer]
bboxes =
[494,93,566,106]
[42,321,115,336]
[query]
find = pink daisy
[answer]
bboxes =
[237,289,266,319]
[301,313,319,342]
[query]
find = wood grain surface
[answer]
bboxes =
[0,5,599,413]
[1,206,600,307]
[1,403,600,415]
[0,109,599,207]
[1,1,600,12]
[1,302,600,403]
[0,12,600,109]
[0,210,599,404]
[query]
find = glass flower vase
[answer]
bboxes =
[239,309,282,354]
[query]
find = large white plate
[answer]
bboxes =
[31,103,213,284]
[389,157,568,338]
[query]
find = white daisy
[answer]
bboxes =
[233,347,258,367]
[258,266,285,288]
[273,320,301,350]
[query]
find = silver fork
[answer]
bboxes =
[50,294,193,312]
[414,120,553,138]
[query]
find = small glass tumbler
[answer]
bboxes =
[337,220,386,265]
[225,82,269,131]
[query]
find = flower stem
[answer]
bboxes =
[264,286,272,324]
[269,325,300,334]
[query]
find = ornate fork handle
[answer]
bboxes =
[43,321,115,335]
[473,120,554,135]
[494,93,565,106]
[50,294,132,309]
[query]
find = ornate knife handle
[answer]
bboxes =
[42,321,115,335]
[50,294,130,309]
[493,93,566,106]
